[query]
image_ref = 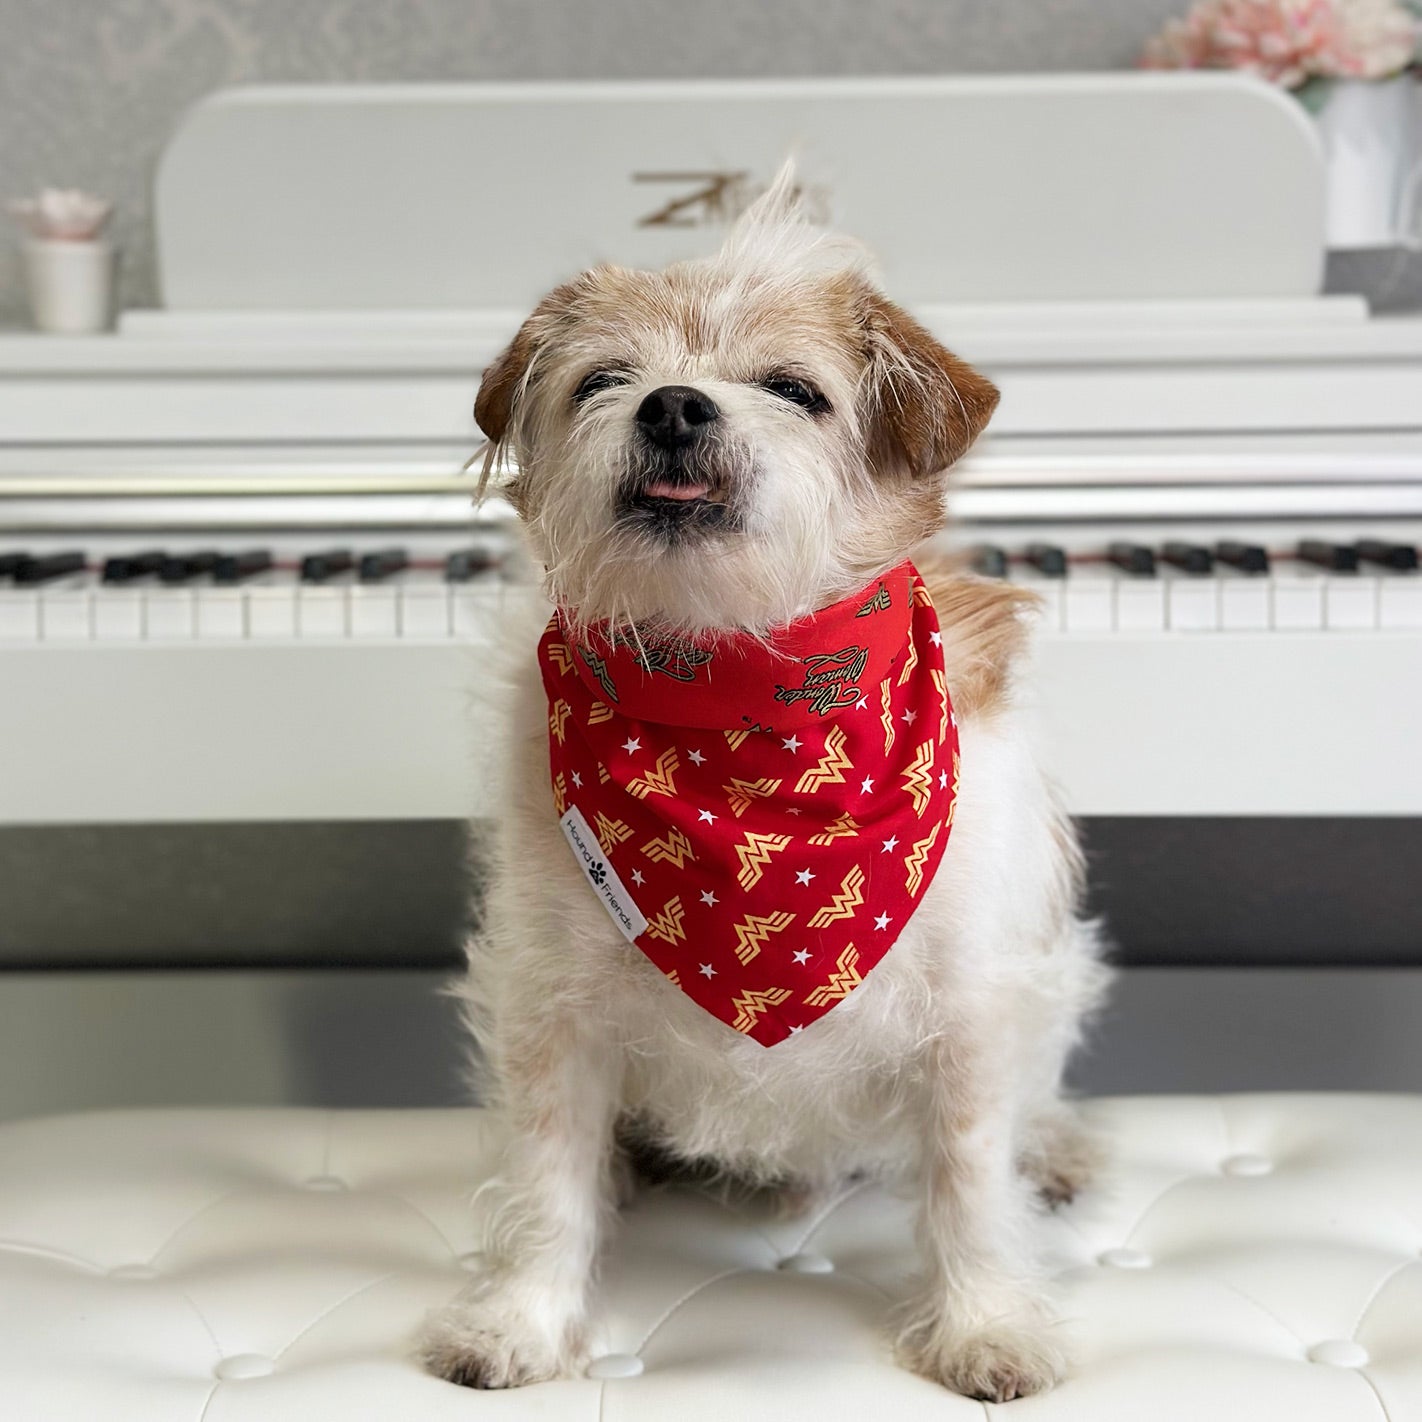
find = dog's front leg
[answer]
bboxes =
[419,1017,621,1389]
[895,1033,1065,1402]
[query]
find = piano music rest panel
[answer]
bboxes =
[153,74,1325,313]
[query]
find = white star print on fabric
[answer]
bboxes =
[793,948,811,964]
[854,697,868,710]
[787,807,802,816]
[929,630,943,647]
[860,776,874,793]
[874,912,891,930]
[687,749,706,765]
[782,734,803,752]
[901,709,918,725]
[632,869,646,885]
[788,1024,804,1034]
[571,771,583,788]
[698,809,717,824]
[699,963,716,979]
[882,836,899,852]
[621,735,641,754]
[939,769,950,788]
[794,869,815,885]
[700,890,719,906]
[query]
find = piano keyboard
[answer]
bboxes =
[971,538,1422,634]
[0,540,512,643]
[3,535,1420,643]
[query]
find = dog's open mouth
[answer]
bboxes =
[618,468,735,537]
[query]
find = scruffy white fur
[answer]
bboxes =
[420,174,1111,1403]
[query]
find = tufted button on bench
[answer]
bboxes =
[2,1095,1420,1420]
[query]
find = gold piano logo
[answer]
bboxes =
[633,171,830,228]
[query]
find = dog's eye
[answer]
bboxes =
[573,370,631,403]
[761,375,829,413]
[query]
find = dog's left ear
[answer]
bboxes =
[858,289,999,481]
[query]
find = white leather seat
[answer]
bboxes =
[2,1095,1419,1420]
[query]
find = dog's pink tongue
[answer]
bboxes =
[644,480,708,501]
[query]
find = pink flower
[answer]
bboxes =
[1142,0,1417,87]
[8,188,113,241]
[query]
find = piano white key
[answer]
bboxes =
[400,579,452,638]
[1113,570,1167,632]
[247,583,299,639]
[1062,574,1114,633]
[1014,569,1064,632]
[196,586,246,640]
[0,591,41,642]
[1270,570,1325,631]
[1324,575,1379,630]
[93,588,145,641]
[1218,572,1271,631]
[39,579,94,641]
[1164,571,1219,631]
[1379,575,1422,630]
[349,584,399,638]
[298,586,348,639]
[144,588,197,641]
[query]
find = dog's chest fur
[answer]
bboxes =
[475,621,1085,1187]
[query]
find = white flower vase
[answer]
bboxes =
[22,238,116,334]
[1314,75,1422,250]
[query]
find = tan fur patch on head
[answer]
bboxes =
[918,559,1040,722]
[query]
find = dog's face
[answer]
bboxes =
[476,188,998,635]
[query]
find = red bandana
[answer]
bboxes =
[538,561,958,1047]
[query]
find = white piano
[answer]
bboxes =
[2,72,1420,851]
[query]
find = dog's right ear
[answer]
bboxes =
[473,322,538,448]
[474,278,584,446]
[472,279,588,503]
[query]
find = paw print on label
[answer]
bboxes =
[588,861,608,887]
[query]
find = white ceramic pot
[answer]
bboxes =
[1314,75,1422,250]
[22,238,116,334]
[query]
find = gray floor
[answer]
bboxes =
[2,965,1419,1123]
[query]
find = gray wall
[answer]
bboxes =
[3,967,1419,1122]
[0,0,1217,325]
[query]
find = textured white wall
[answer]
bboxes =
[0,0,1190,324]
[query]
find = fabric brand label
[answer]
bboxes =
[559,804,648,942]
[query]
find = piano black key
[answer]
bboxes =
[1355,539,1419,571]
[1024,543,1068,578]
[1108,541,1156,576]
[213,550,273,584]
[1215,540,1270,574]
[1162,541,1214,575]
[14,551,86,584]
[102,550,166,583]
[0,551,28,579]
[159,550,220,584]
[444,547,497,582]
[300,548,355,583]
[358,548,409,582]
[968,544,1008,579]
[1298,539,1358,573]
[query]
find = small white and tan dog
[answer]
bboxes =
[420,174,1110,1403]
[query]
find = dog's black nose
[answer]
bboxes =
[635,385,719,449]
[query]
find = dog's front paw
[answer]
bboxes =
[418,1288,581,1389]
[897,1312,1066,1402]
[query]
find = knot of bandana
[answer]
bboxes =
[538,561,958,1046]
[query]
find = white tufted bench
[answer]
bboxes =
[2,1095,1420,1421]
